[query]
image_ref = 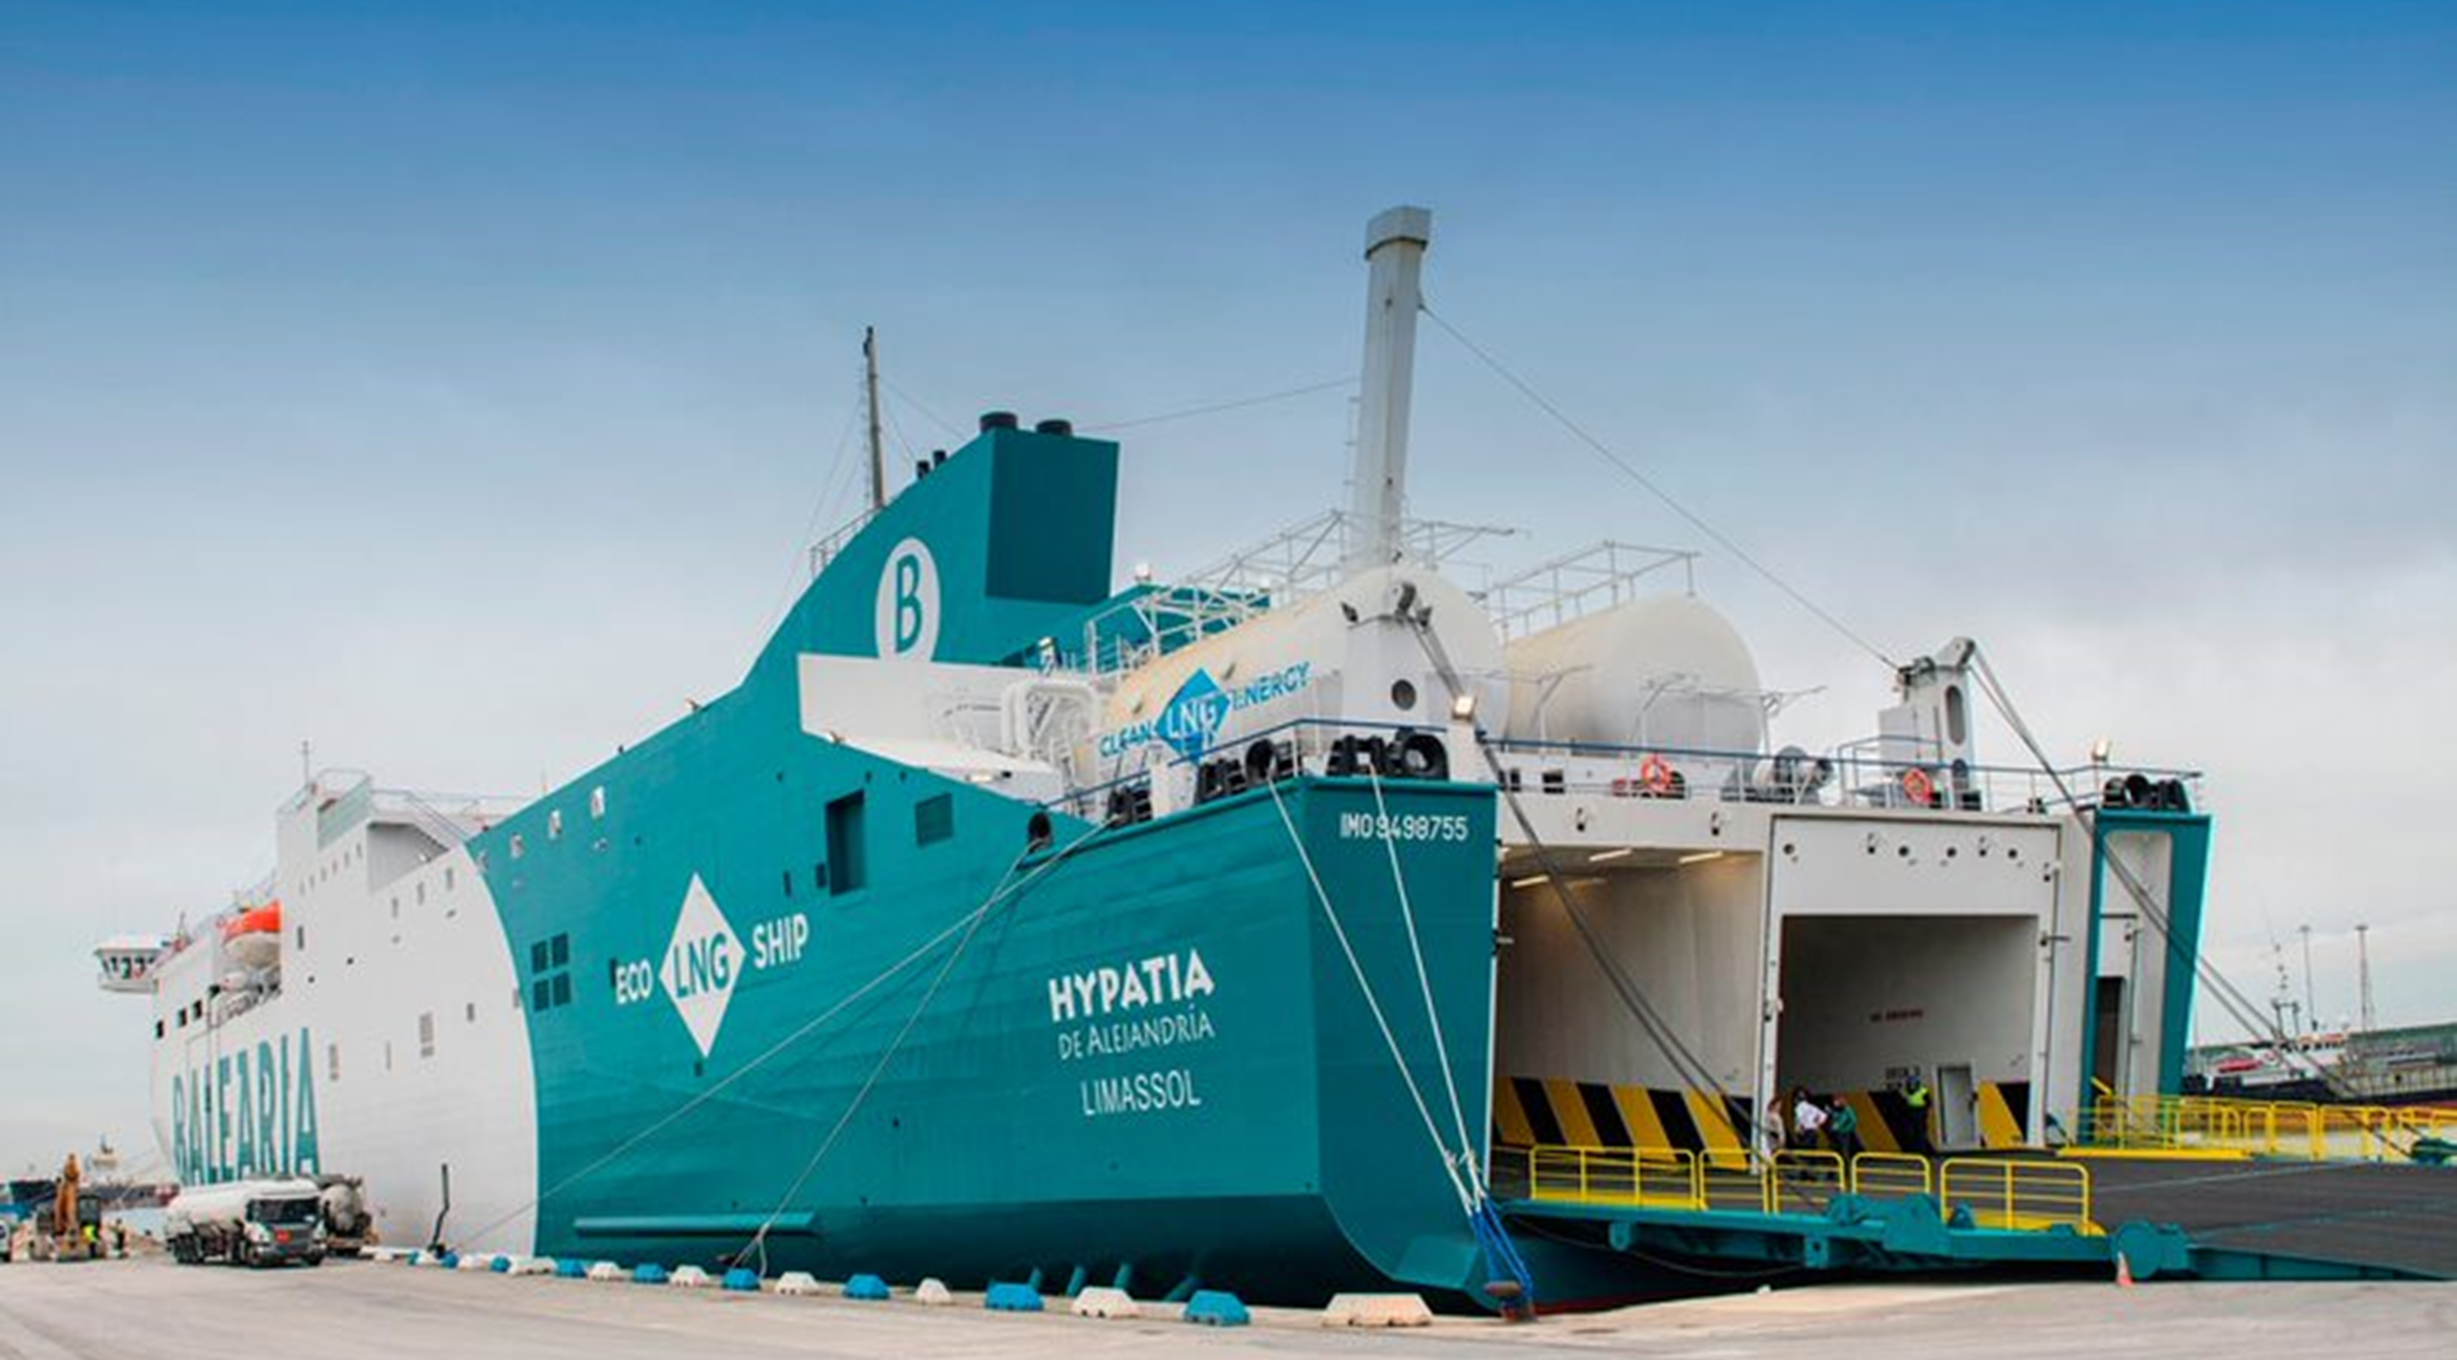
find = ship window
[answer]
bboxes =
[416,882,426,906]
[510,834,525,860]
[385,1041,393,1071]
[391,897,400,919]
[528,933,572,1011]
[781,868,794,898]
[328,1043,341,1082]
[914,793,955,847]
[154,1019,165,1040]
[465,1001,477,1024]
[418,1011,436,1059]
[1390,678,1418,711]
[548,809,564,841]
[589,786,607,819]
[296,925,306,951]
[444,867,456,892]
[826,793,867,895]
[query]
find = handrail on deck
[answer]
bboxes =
[2083,1094,2457,1163]
[1510,1145,2096,1234]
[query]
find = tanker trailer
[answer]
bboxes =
[164,1179,325,1267]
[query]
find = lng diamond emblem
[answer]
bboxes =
[660,874,742,1058]
[1157,668,1230,762]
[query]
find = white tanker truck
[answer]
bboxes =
[164,1179,326,1267]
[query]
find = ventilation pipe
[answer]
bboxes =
[1348,205,1431,570]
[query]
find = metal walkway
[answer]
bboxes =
[1496,1143,2457,1287]
[2083,1157,2457,1280]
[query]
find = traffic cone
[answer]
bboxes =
[2115,1253,2135,1289]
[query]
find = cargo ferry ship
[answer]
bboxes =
[98,208,2215,1308]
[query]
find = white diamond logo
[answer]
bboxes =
[660,874,743,1059]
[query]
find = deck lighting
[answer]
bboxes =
[1450,692,1478,722]
[1676,851,1724,866]
[1508,874,1550,889]
[2090,738,2113,765]
[1587,847,1634,864]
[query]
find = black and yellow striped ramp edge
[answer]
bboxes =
[1496,1077,2035,1153]
[1494,1076,1752,1159]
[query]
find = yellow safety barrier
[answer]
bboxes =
[1939,1157,2095,1234]
[2085,1094,2457,1164]
[1513,1145,2096,1237]
[1851,1152,1934,1201]
[1523,1145,1701,1209]
[1766,1150,1845,1216]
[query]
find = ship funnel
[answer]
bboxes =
[1349,205,1431,569]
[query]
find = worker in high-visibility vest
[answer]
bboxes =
[1903,1070,1935,1156]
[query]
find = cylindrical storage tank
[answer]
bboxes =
[1501,593,1767,755]
[1091,564,1505,771]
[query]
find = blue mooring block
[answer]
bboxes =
[1184,1290,1250,1327]
[984,1282,1045,1312]
[556,1258,589,1279]
[722,1267,762,1292]
[844,1273,891,1301]
[632,1263,669,1285]
[488,1254,512,1273]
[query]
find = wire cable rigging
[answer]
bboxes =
[1418,301,1896,671]
[1079,376,1357,433]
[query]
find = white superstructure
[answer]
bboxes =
[138,777,539,1253]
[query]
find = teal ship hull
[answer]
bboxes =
[456,420,1564,1304]
[490,776,1507,1301]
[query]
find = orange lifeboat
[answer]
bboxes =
[222,902,282,969]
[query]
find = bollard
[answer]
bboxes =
[556,1258,590,1279]
[586,1261,626,1282]
[1321,1293,1433,1327]
[914,1277,955,1306]
[722,1267,762,1292]
[631,1263,669,1285]
[669,1265,713,1289]
[845,1273,892,1301]
[1184,1290,1250,1327]
[985,1282,1045,1312]
[776,1272,823,1296]
[1070,1286,1140,1319]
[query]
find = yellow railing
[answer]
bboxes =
[1526,1144,1699,1208]
[1765,1150,1845,1215]
[1939,1158,2095,1233]
[1512,1145,2095,1234]
[1851,1151,1935,1200]
[2085,1095,2457,1162]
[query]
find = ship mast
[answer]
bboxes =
[1348,206,1431,569]
[2356,923,2377,1033]
[863,325,887,512]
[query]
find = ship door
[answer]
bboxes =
[2091,977,2126,1094]
[1934,1063,1978,1151]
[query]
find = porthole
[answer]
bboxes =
[1390,678,1418,711]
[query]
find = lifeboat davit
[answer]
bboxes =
[222,902,281,970]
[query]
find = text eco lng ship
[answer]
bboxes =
[95,208,2216,1307]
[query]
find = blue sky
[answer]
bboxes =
[2,2,2451,1171]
